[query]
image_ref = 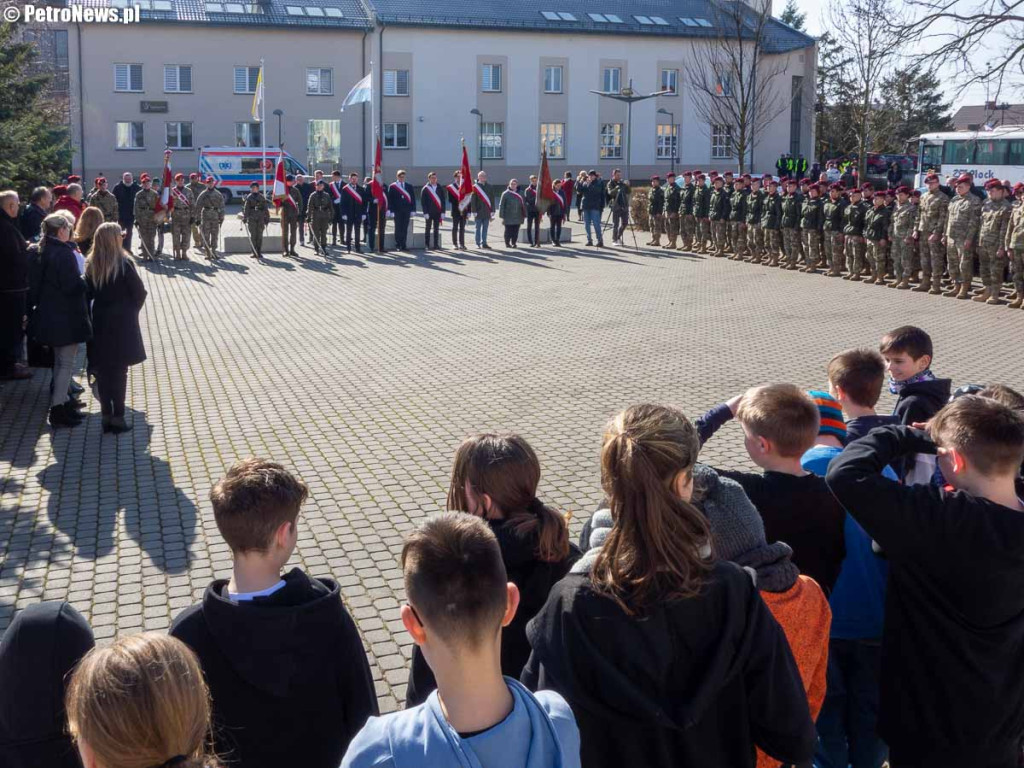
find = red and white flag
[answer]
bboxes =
[458,143,474,213]
[370,135,387,210]
[272,152,296,211]
[154,150,173,214]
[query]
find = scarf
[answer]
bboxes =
[888,367,936,395]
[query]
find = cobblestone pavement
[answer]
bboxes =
[2,231,1023,711]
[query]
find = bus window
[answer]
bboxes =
[1008,140,1024,166]
[974,140,1008,165]
[921,143,941,170]
[943,140,972,164]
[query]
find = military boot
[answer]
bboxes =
[1008,297,1023,309]
[972,288,991,303]
[943,281,961,297]
[896,278,912,290]
[912,277,931,292]
[664,235,677,249]
[955,283,971,299]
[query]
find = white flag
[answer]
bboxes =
[340,72,372,112]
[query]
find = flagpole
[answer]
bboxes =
[260,57,267,198]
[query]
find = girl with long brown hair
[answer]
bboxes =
[405,433,579,706]
[73,206,105,257]
[522,404,816,768]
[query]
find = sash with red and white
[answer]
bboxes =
[390,182,413,205]
[506,189,526,218]
[171,186,192,208]
[344,184,363,205]
[424,185,444,221]
[472,183,492,213]
[330,181,343,204]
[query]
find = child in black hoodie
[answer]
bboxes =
[879,326,951,426]
[170,458,377,768]
[826,397,1024,768]
[406,433,579,706]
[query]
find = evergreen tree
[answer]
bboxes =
[0,22,72,192]
[815,32,858,161]
[873,64,954,154]
[779,0,806,31]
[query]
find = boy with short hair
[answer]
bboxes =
[827,348,900,443]
[826,398,1024,768]
[171,458,377,768]
[342,512,580,768]
[878,326,951,426]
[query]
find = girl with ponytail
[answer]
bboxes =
[405,433,579,706]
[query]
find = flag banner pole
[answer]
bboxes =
[260,58,267,197]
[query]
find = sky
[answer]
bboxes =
[775,0,1021,110]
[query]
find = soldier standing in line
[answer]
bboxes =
[913,172,949,294]
[187,173,205,251]
[1005,182,1024,309]
[760,177,783,266]
[943,173,983,299]
[779,178,802,269]
[908,189,922,280]
[279,174,303,257]
[888,186,919,289]
[679,170,696,252]
[133,173,159,261]
[646,175,666,247]
[727,174,748,260]
[195,176,225,261]
[168,173,195,261]
[744,175,764,263]
[306,178,334,256]
[607,169,631,247]
[87,177,119,222]
[419,171,445,251]
[799,183,825,273]
[822,183,847,277]
[863,192,891,285]
[842,187,868,281]
[973,178,1013,305]
[721,171,735,253]
[708,175,730,257]
[694,173,712,255]
[241,181,269,260]
[664,172,681,250]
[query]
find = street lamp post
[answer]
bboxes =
[272,108,284,147]
[470,108,483,170]
[591,79,671,184]
[657,107,676,175]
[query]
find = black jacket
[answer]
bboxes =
[523,184,540,215]
[419,184,445,219]
[1,209,29,292]
[170,568,378,768]
[18,203,46,242]
[827,426,1024,767]
[578,179,606,212]
[85,259,147,370]
[27,237,91,347]
[522,561,816,768]
[386,181,415,214]
[406,518,580,707]
[111,181,140,223]
[0,602,95,768]
[295,182,314,215]
[893,377,951,426]
[339,184,368,220]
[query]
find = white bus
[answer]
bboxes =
[914,127,1024,188]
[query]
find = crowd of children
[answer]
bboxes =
[1,326,1023,768]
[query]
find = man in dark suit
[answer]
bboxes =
[111,172,140,251]
[363,176,379,250]
[387,169,415,251]
[339,172,367,253]
[523,174,541,247]
[419,171,445,250]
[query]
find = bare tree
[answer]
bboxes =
[686,0,790,173]
[827,0,904,180]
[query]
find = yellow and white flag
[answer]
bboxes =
[251,65,264,122]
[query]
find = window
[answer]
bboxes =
[604,13,623,22]
[153,1,172,10]
[540,123,564,158]
[306,68,333,95]
[660,68,678,94]
[383,122,409,149]
[482,63,502,92]
[324,7,343,16]
[234,65,260,94]
[116,121,144,149]
[235,122,261,147]
[602,67,620,93]
[634,15,653,24]
[711,124,733,159]
[541,11,560,19]
[544,66,563,93]
[481,122,503,159]
[650,16,669,25]
[383,69,409,96]
[285,5,302,13]
[23,29,69,92]
[307,119,341,166]
[163,64,192,93]
[942,139,1011,165]
[715,70,732,97]
[166,121,193,149]
[1007,140,1024,166]
[205,2,223,10]
[656,124,678,159]
[557,12,576,20]
[695,18,713,27]
[679,17,698,26]
[600,123,622,159]
[114,63,143,92]
[224,3,245,11]
[304,6,323,15]
[588,12,607,21]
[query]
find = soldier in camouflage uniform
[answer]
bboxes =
[721,172,735,252]
[760,178,783,266]
[694,173,712,254]
[863,194,891,285]
[87,177,119,222]
[664,172,681,249]
[646,176,666,247]
[888,186,919,289]
[744,175,765,263]
[909,189,922,278]
[280,174,303,257]
[679,171,697,252]
[780,178,803,269]
[241,181,270,260]
[822,183,847,276]
[709,176,729,257]
[168,173,195,261]
[944,174,983,299]
[133,173,159,261]
[187,173,205,250]
[1006,183,1024,309]
[913,173,949,294]
[973,178,1014,305]
[842,187,868,281]
[306,178,334,256]
[799,183,824,272]
[728,175,748,260]
[195,176,225,260]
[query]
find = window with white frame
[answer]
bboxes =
[711,124,733,158]
[115,121,144,149]
[166,121,193,149]
[544,65,563,93]
[602,67,620,94]
[600,123,622,159]
[114,63,143,92]
[383,122,409,149]
[306,68,333,95]
[235,122,261,147]
[163,64,191,93]
[540,123,564,158]
[656,124,678,159]
[660,68,678,95]
[233,65,260,94]
[383,69,409,96]
[481,64,502,92]
[481,121,503,159]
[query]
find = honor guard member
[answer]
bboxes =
[133,173,159,261]
[721,171,735,252]
[522,175,541,247]
[664,172,681,250]
[420,171,445,251]
[822,183,848,276]
[87,177,118,222]
[471,170,494,249]
[943,173,983,298]
[363,176,380,250]
[1005,183,1024,309]
[607,169,631,247]
[328,170,344,245]
[169,173,195,261]
[196,175,225,260]
[708,174,730,256]
[888,186,919,289]
[728,174,749,260]
[448,171,467,251]
[387,169,415,251]
[973,178,1013,304]
[646,175,666,247]
[241,181,270,260]
[842,186,868,281]
[339,172,367,254]
[279,174,303,257]
[187,173,205,250]
[913,173,950,294]
[694,173,712,254]
[744,175,765,263]
[799,182,825,272]
[863,192,891,285]
[679,171,697,252]
[761,177,783,266]
[779,178,803,268]
[306,178,334,256]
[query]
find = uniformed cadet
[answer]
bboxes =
[728,175,748,260]
[760,178,783,266]
[195,176,225,260]
[694,173,712,254]
[679,170,697,252]
[241,181,270,260]
[744,175,764,263]
[306,178,334,256]
[799,183,825,272]
[280,174,303,257]
[822,183,847,276]
[87,177,119,222]
[664,172,681,249]
[973,178,1013,304]
[913,172,949,294]
[842,187,868,281]
[882,189,897,279]
[909,189,922,279]
[780,178,803,269]
[187,173,205,250]
[708,175,730,257]
[943,173,983,299]
[168,173,195,261]
[646,175,666,247]
[1006,183,1024,309]
[721,171,735,252]
[133,173,159,261]
[888,186,919,289]
[863,193,891,285]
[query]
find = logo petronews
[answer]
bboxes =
[12,4,142,23]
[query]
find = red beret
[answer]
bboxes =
[984,178,1002,190]
[682,170,693,177]
[205,176,215,183]
[808,183,820,193]
[173,173,183,181]
[911,190,921,198]
[52,184,67,196]
[861,182,874,191]
[724,171,734,177]
[650,175,661,182]
[712,175,724,183]
[189,172,199,180]
[139,173,151,182]
[67,175,81,184]
[709,171,719,178]
[695,173,705,180]
[763,174,773,183]
[896,185,911,195]
[1014,182,1024,193]
[850,186,862,195]
[94,176,105,186]
[955,173,972,185]
[786,177,798,185]
[741,174,751,181]
[924,173,939,183]
[768,178,779,186]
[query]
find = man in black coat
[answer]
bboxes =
[111,172,140,251]
[338,172,367,254]
[19,186,51,241]
[0,191,32,379]
[362,176,379,251]
[578,170,607,247]
[523,174,541,247]
[419,171,445,250]
[386,169,415,251]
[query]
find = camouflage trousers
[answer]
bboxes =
[680,214,696,250]
[946,241,971,283]
[764,229,782,262]
[666,213,680,241]
[866,239,886,276]
[191,223,202,248]
[1012,249,1024,294]
[136,223,157,258]
[823,232,844,272]
[697,219,712,252]
[844,236,866,275]
[246,222,265,254]
[200,219,221,254]
[281,215,299,252]
[746,225,764,260]
[891,237,914,280]
[712,220,728,256]
[648,214,666,243]
[310,217,332,251]
[801,230,822,268]
[920,237,944,280]
[978,245,1007,291]
[171,219,192,254]
[730,222,747,257]
[782,227,802,265]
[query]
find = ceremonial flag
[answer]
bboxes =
[251,65,263,122]
[341,72,372,112]
[537,149,556,215]
[370,135,386,208]
[458,142,473,213]
[154,150,173,215]
[271,152,295,211]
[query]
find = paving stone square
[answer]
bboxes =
[2,231,1023,711]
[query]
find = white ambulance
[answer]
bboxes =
[197,147,310,201]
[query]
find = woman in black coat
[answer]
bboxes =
[886,161,903,190]
[27,213,91,428]
[84,222,147,434]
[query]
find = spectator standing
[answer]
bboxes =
[19,186,51,241]
[0,191,32,380]
[886,161,903,190]
[52,184,84,223]
[111,172,140,252]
